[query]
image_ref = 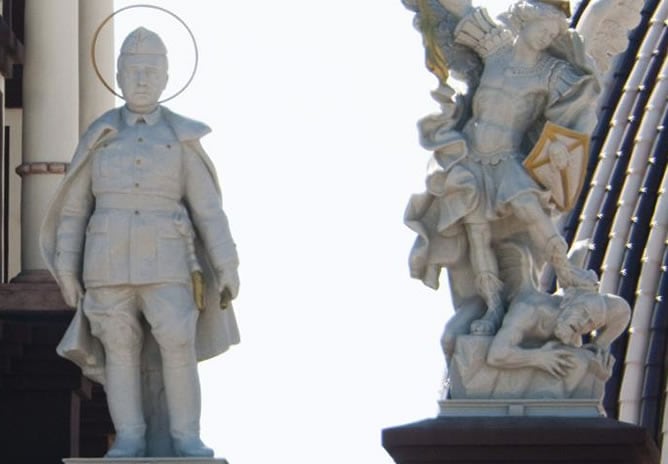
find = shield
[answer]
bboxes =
[523,122,589,212]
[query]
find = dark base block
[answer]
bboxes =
[63,459,228,464]
[382,416,660,463]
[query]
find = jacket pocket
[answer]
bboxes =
[95,146,123,178]
[157,220,190,281]
[145,144,181,180]
[82,215,110,282]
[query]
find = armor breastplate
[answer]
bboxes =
[467,53,551,156]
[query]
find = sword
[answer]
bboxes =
[174,213,204,311]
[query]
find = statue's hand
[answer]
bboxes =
[583,343,614,379]
[582,342,604,356]
[217,268,240,309]
[437,0,472,17]
[536,348,577,377]
[548,140,570,170]
[58,272,83,308]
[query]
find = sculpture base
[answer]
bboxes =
[449,335,607,401]
[382,416,659,463]
[438,398,605,417]
[63,459,228,464]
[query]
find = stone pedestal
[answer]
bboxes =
[437,398,605,417]
[382,416,660,463]
[0,270,66,310]
[449,335,608,402]
[63,458,228,464]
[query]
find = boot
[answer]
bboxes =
[464,223,504,335]
[104,364,146,457]
[162,363,214,457]
[470,271,504,335]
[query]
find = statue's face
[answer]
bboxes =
[117,55,168,113]
[520,19,561,52]
[554,304,597,347]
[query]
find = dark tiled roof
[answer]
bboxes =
[569,0,668,448]
[639,247,668,437]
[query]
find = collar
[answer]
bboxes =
[122,105,162,126]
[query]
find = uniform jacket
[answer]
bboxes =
[40,105,240,383]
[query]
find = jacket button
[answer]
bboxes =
[134,210,139,215]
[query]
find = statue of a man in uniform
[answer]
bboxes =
[40,27,240,458]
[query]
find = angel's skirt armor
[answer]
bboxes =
[432,50,594,229]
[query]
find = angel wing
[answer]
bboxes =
[576,0,644,79]
[402,0,483,148]
[403,0,483,85]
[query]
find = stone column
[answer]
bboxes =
[79,0,114,132]
[18,0,79,275]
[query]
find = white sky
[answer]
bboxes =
[110,1,510,462]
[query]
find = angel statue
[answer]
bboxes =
[403,0,640,366]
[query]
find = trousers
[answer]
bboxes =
[83,283,198,367]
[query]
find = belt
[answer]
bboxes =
[95,193,180,211]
